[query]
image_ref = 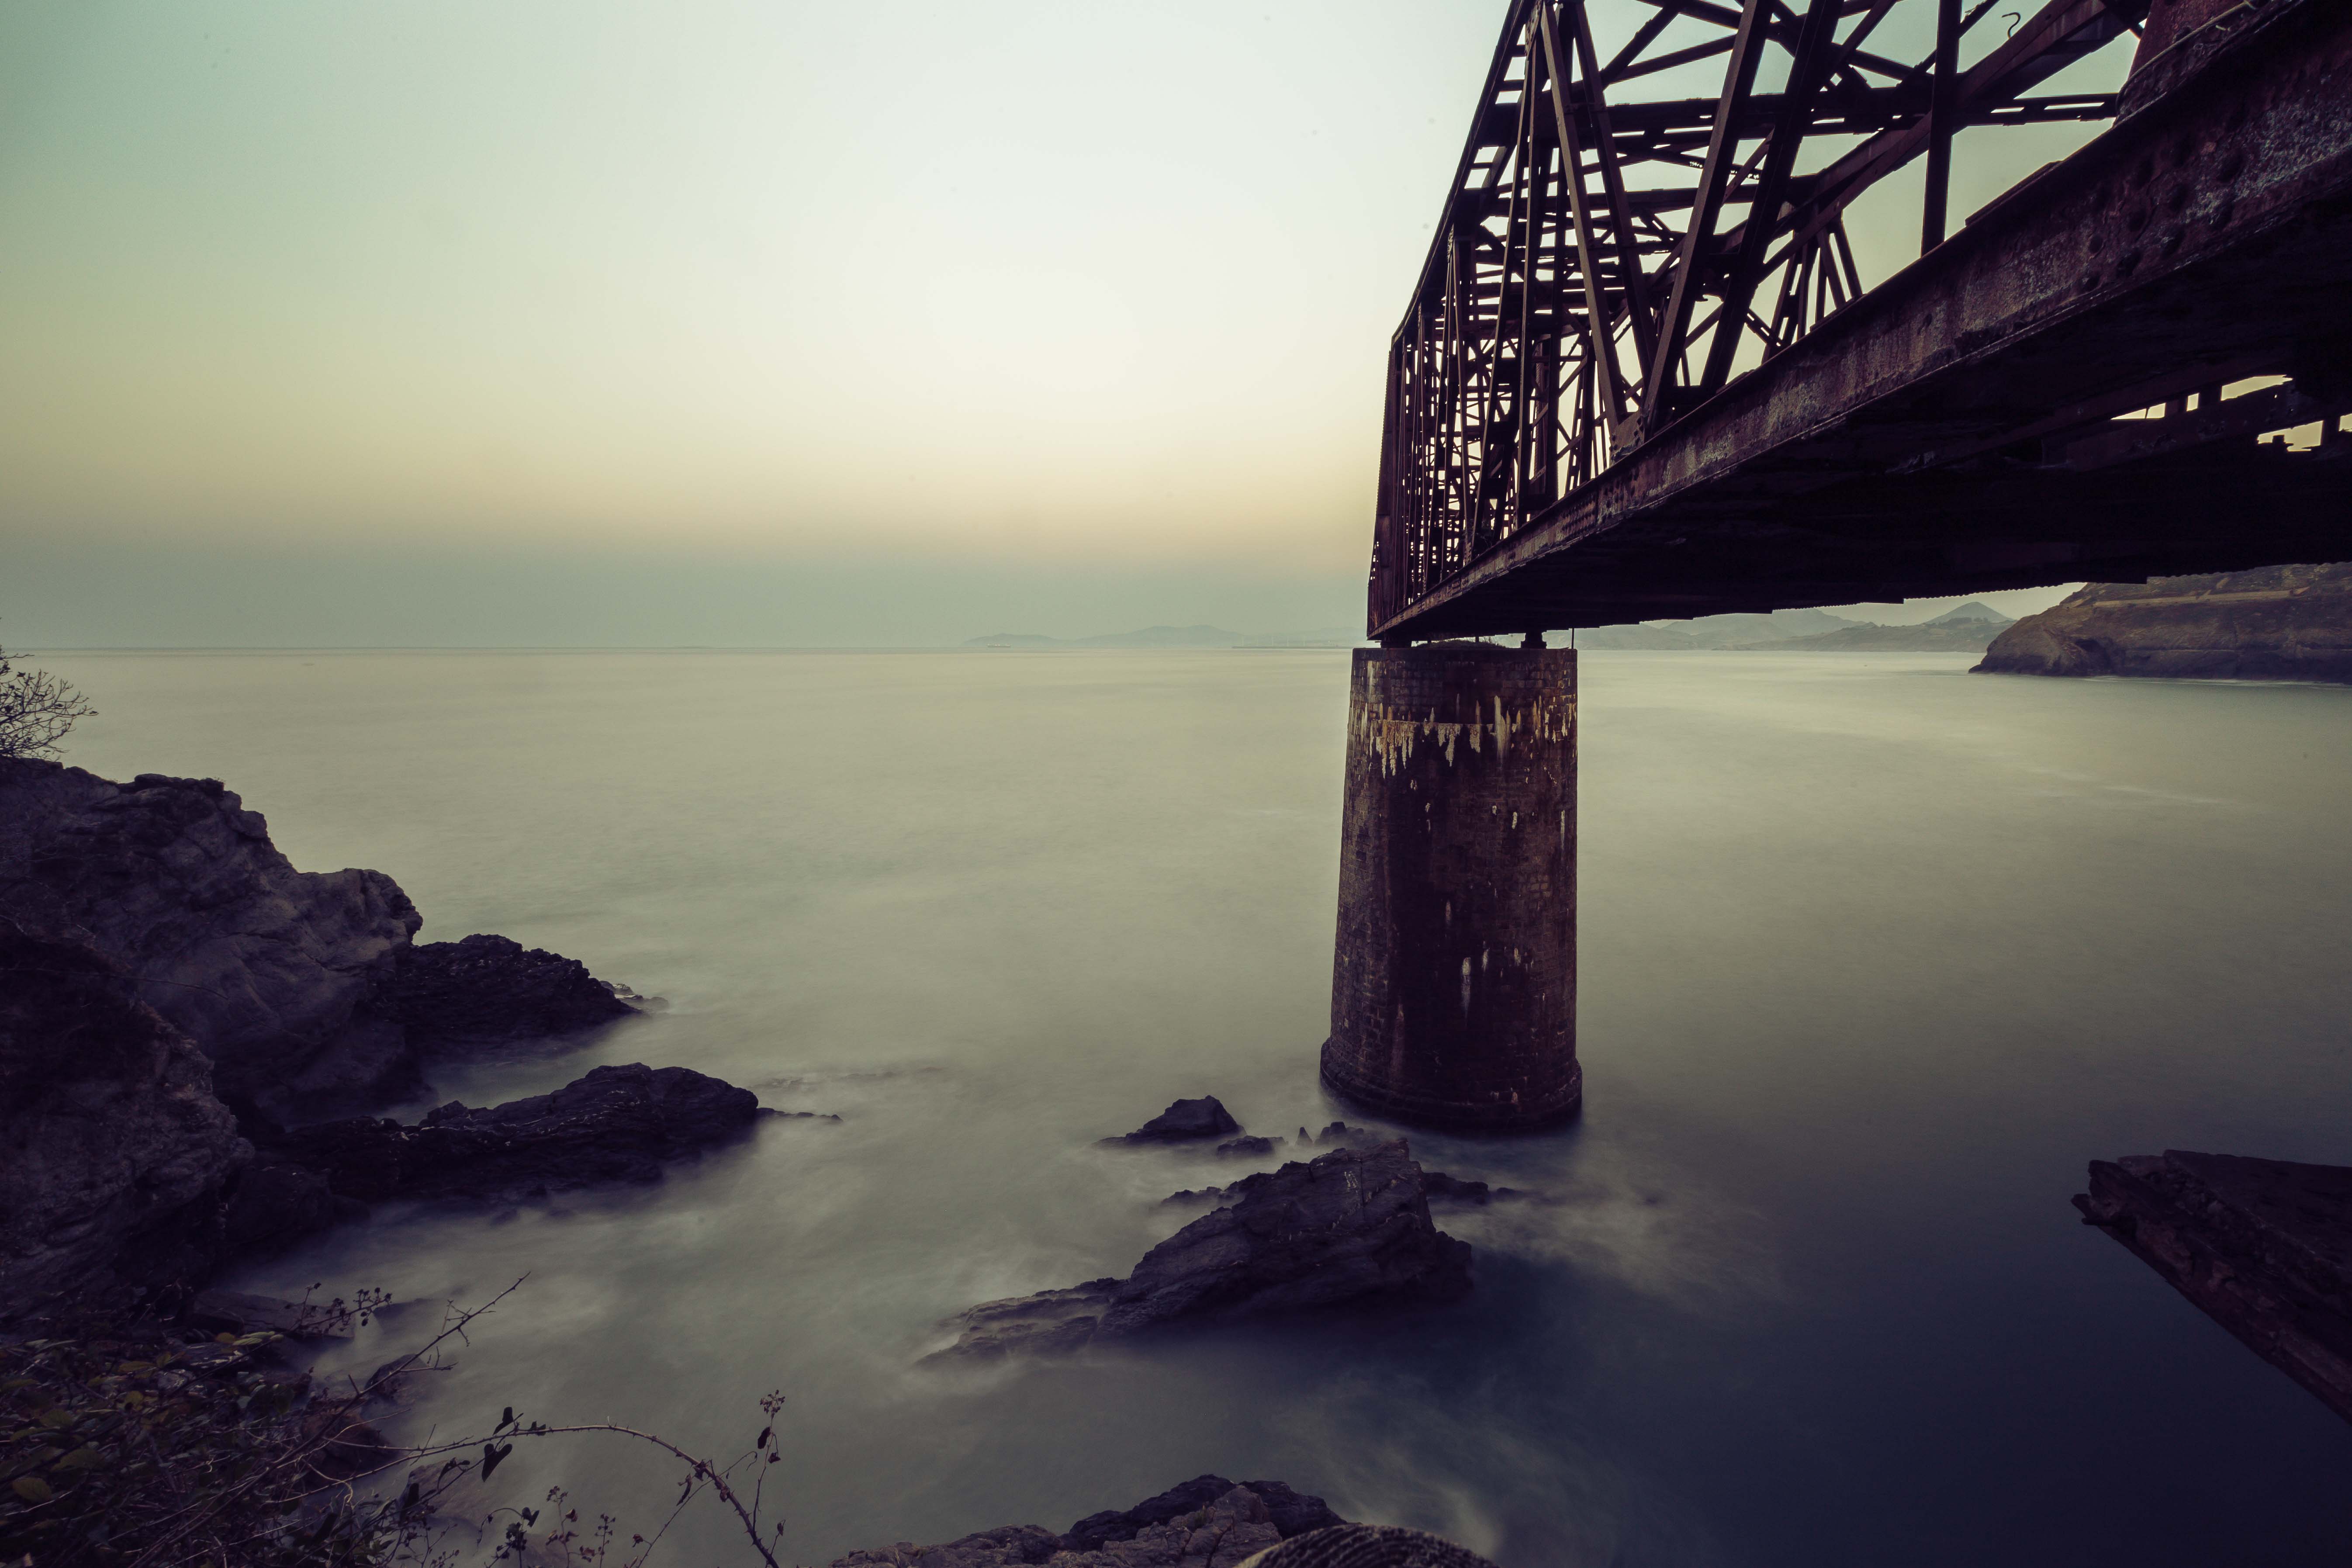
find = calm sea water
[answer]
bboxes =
[42,648,2352,1566]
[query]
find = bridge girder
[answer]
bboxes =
[1371,0,2352,639]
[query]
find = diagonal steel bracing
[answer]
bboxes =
[1367,0,2352,639]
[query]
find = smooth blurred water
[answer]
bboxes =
[42,648,2352,1566]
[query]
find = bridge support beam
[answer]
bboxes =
[1324,642,1578,1131]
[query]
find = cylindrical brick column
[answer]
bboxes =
[1323,642,1578,1130]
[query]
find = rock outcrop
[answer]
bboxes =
[1241,1526,1500,1568]
[0,761,646,1125]
[942,1141,1471,1357]
[1215,1136,1283,1159]
[1975,562,2352,682]
[1104,1097,1243,1145]
[0,764,720,1312]
[0,924,246,1317]
[1064,1477,1343,1552]
[0,763,422,1122]
[1295,1123,1383,1152]
[270,1063,761,1203]
[1166,1164,1513,1211]
[831,1480,1345,1568]
[383,933,636,1049]
[1418,1172,1520,1205]
[2075,1150,2352,1424]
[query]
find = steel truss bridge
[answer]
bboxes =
[1368,0,2352,640]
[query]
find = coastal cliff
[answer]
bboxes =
[1975,563,2352,682]
[0,761,635,1124]
[0,759,681,1319]
[0,762,422,1123]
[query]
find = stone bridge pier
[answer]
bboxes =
[1323,640,1578,1131]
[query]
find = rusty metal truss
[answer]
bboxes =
[1372,0,2144,630]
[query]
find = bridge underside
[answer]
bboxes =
[1376,0,2352,640]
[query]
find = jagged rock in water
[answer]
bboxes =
[0,762,423,1122]
[605,979,669,1012]
[384,932,636,1048]
[1105,1097,1243,1145]
[1216,1135,1283,1158]
[942,1140,1470,1357]
[1976,562,2352,682]
[832,1482,1341,1568]
[1295,1122,1384,1151]
[1164,1165,1504,1211]
[1420,1172,1525,1205]
[2076,1149,2352,1423]
[0,926,247,1318]
[833,1522,1070,1568]
[1065,1477,1343,1552]
[271,1063,761,1202]
[1241,1526,1500,1568]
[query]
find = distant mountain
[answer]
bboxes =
[1571,623,1704,650]
[1924,601,2013,626]
[1575,606,1861,650]
[1576,602,2015,652]
[1073,624,1240,648]
[962,624,1367,650]
[1680,607,1864,644]
[1743,619,2013,652]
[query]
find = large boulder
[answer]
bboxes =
[1065,1477,1343,1553]
[831,1481,1343,1568]
[942,1141,1471,1357]
[1239,1527,1500,1568]
[0,762,422,1122]
[0,925,246,1319]
[383,933,636,1049]
[1104,1097,1242,1145]
[271,1063,761,1203]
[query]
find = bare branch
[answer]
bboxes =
[0,644,96,760]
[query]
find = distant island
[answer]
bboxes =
[964,625,1366,649]
[1576,602,2013,652]
[1976,564,2352,682]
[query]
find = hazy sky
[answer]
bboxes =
[1,2,2131,646]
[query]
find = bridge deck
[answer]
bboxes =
[1376,0,2352,641]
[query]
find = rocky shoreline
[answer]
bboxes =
[940,1134,1471,1359]
[0,760,1510,1567]
[0,758,759,1321]
[825,1476,1499,1568]
[1975,562,2352,682]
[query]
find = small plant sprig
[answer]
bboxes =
[450,1385,792,1568]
